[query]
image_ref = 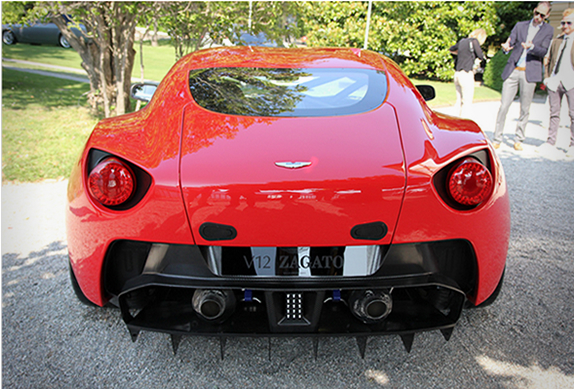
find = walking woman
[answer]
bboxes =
[450,28,487,118]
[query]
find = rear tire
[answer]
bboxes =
[3,30,16,45]
[69,260,97,307]
[59,34,71,48]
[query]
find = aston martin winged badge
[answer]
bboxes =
[274,161,312,169]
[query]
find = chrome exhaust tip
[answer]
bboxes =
[350,290,392,324]
[192,289,236,321]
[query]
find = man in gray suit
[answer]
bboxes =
[493,1,554,151]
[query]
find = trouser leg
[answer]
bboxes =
[565,86,574,147]
[515,71,536,143]
[547,88,562,146]
[454,72,463,116]
[494,70,519,143]
[460,71,475,119]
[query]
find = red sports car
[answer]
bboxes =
[66,47,509,354]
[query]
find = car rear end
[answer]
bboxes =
[67,48,508,353]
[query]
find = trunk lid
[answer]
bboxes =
[180,104,405,247]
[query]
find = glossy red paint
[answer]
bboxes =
[180,104,406,247]
[383,59,508,304]
[66,156,194,304]
[66,47,509,308]
[66,57,195,305]
[182,46,387,70]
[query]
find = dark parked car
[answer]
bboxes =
[2,17,85,48]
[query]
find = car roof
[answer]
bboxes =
[181,46,388,71]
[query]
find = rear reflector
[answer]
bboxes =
[199,222,237,241]
[88,158,135,206]
[350,222,388,240]
[447,158,493,207]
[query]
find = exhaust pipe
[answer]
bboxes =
[192,289,236,322]
[349,290,392,324]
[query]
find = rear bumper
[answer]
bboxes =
[108,239,476,338]
[120,275,466,338]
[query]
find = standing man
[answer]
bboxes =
[493,1,554,151]
[539,8,574,157]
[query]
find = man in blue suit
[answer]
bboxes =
[493,1,554,151]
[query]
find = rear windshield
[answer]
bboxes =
[188,67,387,117]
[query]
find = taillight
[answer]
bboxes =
[88,158,135,206]
[447,158,493,207]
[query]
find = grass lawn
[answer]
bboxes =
[416,79,501,108]
[2,40,177,82]
[2,68,98,182]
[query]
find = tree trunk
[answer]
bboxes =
[151,18,159,47]
[48,1,139,118]
[111,3,138,116]
[136,25,150,111]
[49,14,101,114]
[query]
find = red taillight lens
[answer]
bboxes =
[448,158,493,207]
[88,158,135,206]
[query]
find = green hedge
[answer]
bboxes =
[483,50,510,92]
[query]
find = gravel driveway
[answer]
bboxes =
[2,100,573,388]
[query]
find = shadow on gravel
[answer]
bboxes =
[2,241,67,275]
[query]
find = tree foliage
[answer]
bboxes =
[157,1,302,61]
[302,1,499,81]
[482,49,510,92]
[157,2,221,60]
[1,2,36,25]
